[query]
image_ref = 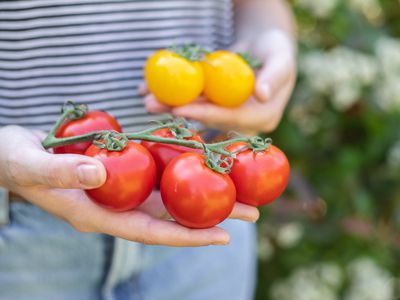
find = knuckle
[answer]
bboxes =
[68,217,94,233]
[5,150,28,186]
[136,219,157,245]
[45,158,80,188]
[135,235,151,245]
[263,116,281,133]
[45,166,69,187]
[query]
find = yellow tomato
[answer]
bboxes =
[201,50,255,107]
[145,50,204,107]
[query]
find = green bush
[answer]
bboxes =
[256,1,400,299]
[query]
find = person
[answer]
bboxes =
[0,0,296,299]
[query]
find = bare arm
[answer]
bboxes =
[234,0,296,44]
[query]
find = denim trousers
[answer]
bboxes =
[0,202,257,300]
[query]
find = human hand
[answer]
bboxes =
[141,29,296,133]
[0,126,258,246]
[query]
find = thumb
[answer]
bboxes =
[254,52,295,103]
[14,150,106,189]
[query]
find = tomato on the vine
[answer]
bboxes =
[84,141,156,212]
[201,50,255,107]
[161,153,236,229]
[141,128,204,185]
[226,142,290,207]
[145,49,204,106]
[54,111,122,155]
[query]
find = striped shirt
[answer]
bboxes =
[0,0,235,132]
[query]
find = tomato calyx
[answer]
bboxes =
[93,131,128,151]
[61,101,88,120]
[169,44,208,62]
[248,136,273,152]
[203,146,234,174]
[237,52,262,70]
[169,119,195,139]
[170,126,194,139]
[150,117,194,139]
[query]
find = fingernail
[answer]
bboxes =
[212,234,230,245]
[77,164,103,188]
[259,84,271,101]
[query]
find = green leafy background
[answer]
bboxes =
[255,1,400,299]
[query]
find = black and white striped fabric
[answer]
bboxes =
[0,0,234,131]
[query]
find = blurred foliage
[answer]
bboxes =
[256,1,400,299]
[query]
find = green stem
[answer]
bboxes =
[43,127,249,156]
[42,108,74,147]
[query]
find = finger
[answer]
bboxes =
[144,94,172,113]
[137,190,171,219]
[254,53,295,103]
[251,81,294,132]
[138,82,149,95]
[229,202,259,222]
[172,103,236,129]
[30,188,230,247]
[12,150,106,189]
[103,211,230,246]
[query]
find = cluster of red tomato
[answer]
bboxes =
[145,47,257,108]
[54,110,289,229]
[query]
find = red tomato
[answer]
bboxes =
[161,153,236,229]
[226,142,290,207]
[54,111,122,154]
[84,141,156,212]
[141,128,204,185]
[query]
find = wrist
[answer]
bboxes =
[235,27,297,62]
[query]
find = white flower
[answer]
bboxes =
[344,257,394,300]
[318,263,343,289]
[375,76,400,112]
[375,37,400,78]
[373,37,400,112]
[387,140,400,169]
[296,0,339,18]
[276,222,304,248]
[300,47,378,112]
[270,263,342,300]
[332,84,360,111]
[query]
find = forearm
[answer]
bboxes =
[235,0,297,46]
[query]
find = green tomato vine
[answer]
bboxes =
[42,101,272,174]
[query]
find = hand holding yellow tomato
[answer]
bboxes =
[142,30,297,133]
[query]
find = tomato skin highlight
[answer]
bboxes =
[141,128,204,185]
[145,50,204,106]
[84,141,156,212]
[54,111,122,155]
[161,153,236,229]
[201,50,255,108]
[226,142,290,207]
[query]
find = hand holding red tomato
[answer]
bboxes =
[0,126,261,246]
